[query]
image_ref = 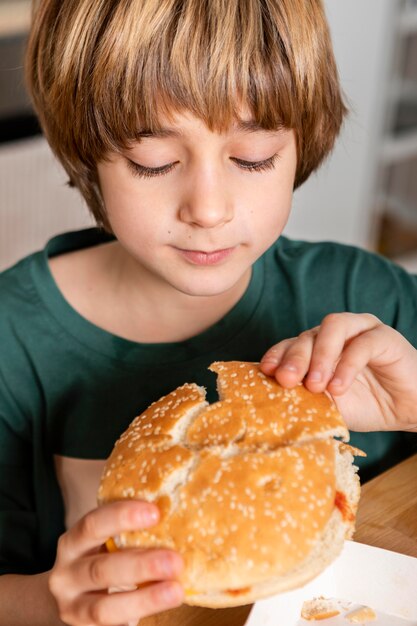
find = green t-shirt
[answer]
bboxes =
[0,228,416,575]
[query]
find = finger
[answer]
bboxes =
[273,332,316,387]
[71,581,184,625]
[304,313,382,392]
[59,501,160,561]
[260,339,295,375]
[326,325,392,395]
[68,548,184,593]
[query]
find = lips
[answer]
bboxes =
[175,247,235,266]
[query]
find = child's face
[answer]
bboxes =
[97,109,297,298]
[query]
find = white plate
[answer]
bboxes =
[244,540,417,626]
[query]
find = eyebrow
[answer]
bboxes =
[136,120,284,139]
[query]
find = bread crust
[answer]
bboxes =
[98,361,360,607]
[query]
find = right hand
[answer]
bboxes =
[48,501,184,626]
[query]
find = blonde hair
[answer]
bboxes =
[26,0,347,229]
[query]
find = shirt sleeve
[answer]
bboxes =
[345,246,417,345]
[0,368,39,575]
[297,240,417,346]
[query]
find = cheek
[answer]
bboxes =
[245,173,293,233]
[101,174,169,235]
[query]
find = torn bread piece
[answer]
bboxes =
[346,605,377,623]
[301,596,341,620]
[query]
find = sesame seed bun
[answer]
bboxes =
[98,361,362,607]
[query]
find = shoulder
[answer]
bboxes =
[0,251,54,423]
[269,236,415,284]
[265,237,417,338]
[271,236,376,264]
[0,253,41,318]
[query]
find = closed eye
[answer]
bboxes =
[126,153,280,179]
[231,153,280,172]
[126,159,178,179]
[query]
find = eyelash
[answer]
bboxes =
[126,153,280,179]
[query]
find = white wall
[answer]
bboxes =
[285,0,398,249]
[0,138,93,271]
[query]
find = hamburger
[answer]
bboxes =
[98,361,363,608]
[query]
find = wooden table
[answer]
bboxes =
[141,453,417,626]
[354,452,417,558]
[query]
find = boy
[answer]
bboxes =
[0,0,416,624]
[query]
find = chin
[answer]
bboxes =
[169,270,248,298]
[174,282,239,299]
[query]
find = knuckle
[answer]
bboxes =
[364,312,381,325]
[89,597,109,625]
[56,532,70,557]
[284,344,308,360]
[298,327,316,339]
[148,583,166,607]
[264,341,287,357]
[274,338,294,350]
[337,356,356,370]
[48,579,71,622]
[59,607,73,625]
[309,355,328,371]
[285,352,306,363]
[321,312,342,326]
[48,570,63,598]
[81,511,101,541]
[264,344,280,354]
[148,553,167,579]
[311,343,331,360]
[134,581,163,616]
[88,556,105,587]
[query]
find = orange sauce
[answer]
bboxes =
[226,587,251,596]
[105,537,118,552]
[335,491,355,522]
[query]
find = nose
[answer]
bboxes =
[179,165,233,228]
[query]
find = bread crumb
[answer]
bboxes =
[346,606,377,623]
[301,597,341,620]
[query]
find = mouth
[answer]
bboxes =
[175,247,236,266]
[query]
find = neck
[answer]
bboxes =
[109,243,252,343]
[49,240,252,344]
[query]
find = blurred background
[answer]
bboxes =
[1,0,417,271]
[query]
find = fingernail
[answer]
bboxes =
[162,582,183,605]
[159,556,176,577]
[331,377,343,387]
[281,362,298,372]
[134,506,159,525]
[145,507,159,523]
[308,370,322,382]
[261,358,278,367]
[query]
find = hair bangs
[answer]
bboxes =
[87,0,299,154]
[26,0,347,226]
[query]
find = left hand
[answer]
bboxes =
[260,313,417,433]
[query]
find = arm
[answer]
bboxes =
[0,571,64,626]
[261,312,417,433]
